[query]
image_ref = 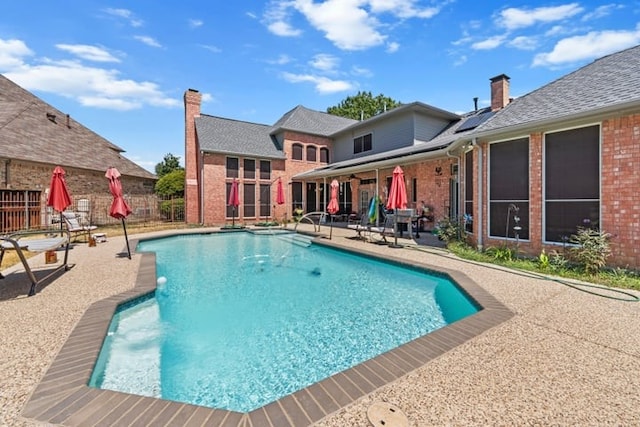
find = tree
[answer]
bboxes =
[326,91,401,120]
[155,153,183,178]
[155,169,185,196]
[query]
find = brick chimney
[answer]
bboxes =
[184,88,202,224]
[490,74,510,111]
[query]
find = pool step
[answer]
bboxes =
[276,233,313,247]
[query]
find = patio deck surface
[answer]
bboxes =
[1,224,638,426]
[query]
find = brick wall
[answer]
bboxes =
[184,89,202,224]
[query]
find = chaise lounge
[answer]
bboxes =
[0,229,71,296]
[62,211,98,242]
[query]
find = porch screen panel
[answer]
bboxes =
[243,183,255,218]
[291,182,303,212]
[489,138,529,239]
[464,150,473,233]
[259,160,271,180]
[244,159,255,179]
[545,125,600,242]
[226,182,236,218]
[259,183,270,218]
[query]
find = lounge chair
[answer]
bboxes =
[0,229,71,296]
[369,214,396,244]
[347,211,370,240]
[62,211,97,242]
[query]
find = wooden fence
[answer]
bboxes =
[0,190,184,233]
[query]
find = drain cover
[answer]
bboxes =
[366,402,409,427]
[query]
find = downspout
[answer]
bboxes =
[474,138,483,250]
[446,147,461,220]
[199,150,204,225]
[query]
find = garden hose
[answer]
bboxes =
[404,244,639,303]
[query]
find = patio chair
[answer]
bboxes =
[62,211,98,242]
[347,211,370,240]
[369,214,396,244]
[0,229,71,296]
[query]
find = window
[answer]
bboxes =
[292,143,303,160]
[353,133,372,154]
[464,150,473,232]
[243,184,255,217]
[544,125,600,242]
[489,138,529,239]
[259,160,271,180]
[226,182,237,218]
[320,147,329,163]
[306,145,317,162]
[226,157,238,178]
[244,159,255,180]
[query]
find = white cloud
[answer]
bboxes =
[508,36,538,51]
[134,36,162,48]
[0,38,179,111]
[281,71,355,93]
[368,0,440,19]
[0,39,33,69]
[103,8,144,27]
[499,3,584,30]
[386,41,400,52]
[309,53,339,71]
[533,27,640,67]
[201,45,222,53]
[55,44,120,62]
[264,0,443,51]
[351,65,373,77]
[201,93,214,103]
[453,54,467,66]
[582,4,624,21]
[267,54,292,65]
[189,19,204,28]
[471,34,506,50]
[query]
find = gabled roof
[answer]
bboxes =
[196,114,285,159]
[477,44,640,134]
[0,74,156,180]
[270,105,357,137]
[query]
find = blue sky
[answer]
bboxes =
[1,1,639,173]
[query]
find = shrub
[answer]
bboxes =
[485,245,514,262]
[569,227,611,274]
[159,198,184,221]
[434,216,461,244]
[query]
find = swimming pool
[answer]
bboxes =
[89,232,478,413]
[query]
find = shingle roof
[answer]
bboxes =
[271,105,357,136]
[0,74,156,180]
[195,114,285,159]
[477,44,640,133]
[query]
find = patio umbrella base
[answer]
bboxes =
[388,243,404,248]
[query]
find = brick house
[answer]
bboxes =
[184,44,640,268]
[1,74,157,230]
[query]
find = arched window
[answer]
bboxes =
[320,147,329,163]
[292,143,303,160]
[306,145,317,162]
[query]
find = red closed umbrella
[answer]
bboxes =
[386,166,408,247]
[47,166,73,229]
[106,167,132,259]
[228,178,240,227]
[276,178,285,205]
[327,179,339,239]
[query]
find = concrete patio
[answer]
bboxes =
[1,225,638,426]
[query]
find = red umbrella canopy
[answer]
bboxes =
[228,178,240,207]
[276,178,285,205]
[327,179,339,214]
[47,166,73,213]
[386,166,408,211]
[105,167,132,219]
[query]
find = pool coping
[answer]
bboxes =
[21,230,513,427]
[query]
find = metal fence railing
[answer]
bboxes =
[0,190,184,233]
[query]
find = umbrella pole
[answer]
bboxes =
[329,215,333,240]
[232,207,236,227]
[122,218,131,259]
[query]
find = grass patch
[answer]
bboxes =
[447,242,640,291]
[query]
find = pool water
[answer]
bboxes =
[90,232,478,413]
